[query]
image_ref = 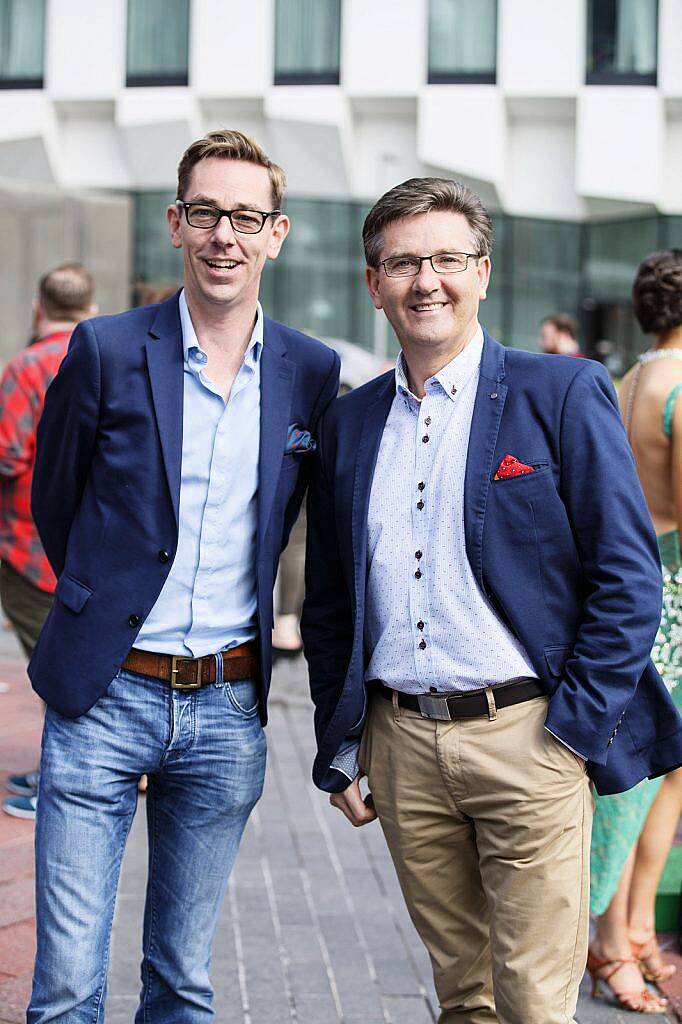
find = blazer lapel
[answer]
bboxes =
[258,320,296,552]
[463,333,507,592]
[145,294,184,528]
[351,372,395,602]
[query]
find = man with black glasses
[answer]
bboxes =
[27,130,339,1022]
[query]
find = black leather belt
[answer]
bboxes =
[372,677,544,721]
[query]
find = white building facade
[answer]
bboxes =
[0,0,680,364]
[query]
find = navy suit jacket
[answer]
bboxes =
[302,332,682,796]
[29,293,340,719]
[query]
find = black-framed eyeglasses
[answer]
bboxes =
[381,252,481,278]
[176,201,281,234]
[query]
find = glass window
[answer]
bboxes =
[0,0,44,88]
[428,0,497,84]
[275,0,341,85]
[127,0,190,87]
[587,0,657,85]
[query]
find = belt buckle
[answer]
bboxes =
[170,655,202,690]
[417,693,452,721]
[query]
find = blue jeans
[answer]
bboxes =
[28,669,266,1023]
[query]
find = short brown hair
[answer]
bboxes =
[176,129,286,208]
[632,250,682,335]
[362,177,493,269]
[38,263,94,320]
[541,313,578,340]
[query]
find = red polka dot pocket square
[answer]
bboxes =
[493,453,535,481]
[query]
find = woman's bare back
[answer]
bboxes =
[619,353,682,535]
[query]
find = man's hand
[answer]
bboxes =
[329,774,377,827]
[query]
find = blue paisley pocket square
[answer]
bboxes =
[285,424,317,454]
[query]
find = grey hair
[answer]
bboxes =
[362,177,493,268]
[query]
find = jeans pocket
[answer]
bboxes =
[225,679,260,717]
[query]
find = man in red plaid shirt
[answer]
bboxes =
[0,263,96,819]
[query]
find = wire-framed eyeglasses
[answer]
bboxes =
[176,201,281,234]
[381,252,481,278]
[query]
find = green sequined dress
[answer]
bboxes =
[589,373,682,914]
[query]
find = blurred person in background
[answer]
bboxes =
[589,249,682,1013]
[26,130,339,1024]
[0,262,96,822]
[538,312,582,356]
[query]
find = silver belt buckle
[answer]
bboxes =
[417,693,452,721]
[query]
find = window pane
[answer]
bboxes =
[127,0,189,84]
[0,0,44,84]
[429,0,496,79]
[504,217,581,351]
[275,0,340,83]
[587,0,657,79]
[133,192,183,284]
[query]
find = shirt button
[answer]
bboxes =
[417,500,424,510]
[417,620,424,630]
[158,550,169,563]
[415,569,422,579]
[415,550,422,559]
[422,434,429,443]
[418,639,427,650]
[128,614,140,627]
[417,482,425,491]
[425,416,431,426]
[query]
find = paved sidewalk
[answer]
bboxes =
[0,631,677,1023]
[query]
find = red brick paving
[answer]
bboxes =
[0,647,42,1024]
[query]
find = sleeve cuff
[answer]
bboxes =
[330,742,360,783]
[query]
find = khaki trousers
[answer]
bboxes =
[359,692,593,1024]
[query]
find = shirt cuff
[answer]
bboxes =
[330,742,360,783]
[545,727,586,761]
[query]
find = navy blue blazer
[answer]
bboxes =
[302,333,682,796]
[29,293,340,719]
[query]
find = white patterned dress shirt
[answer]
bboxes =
[332,325,556,782]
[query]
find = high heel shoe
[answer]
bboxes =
[630,933,677,983]
[586,948,669,1014]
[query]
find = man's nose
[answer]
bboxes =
[211,213,237,246]
[413,259,441,292]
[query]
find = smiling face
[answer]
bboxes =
[166,156,289,316]
[366,210,491,361]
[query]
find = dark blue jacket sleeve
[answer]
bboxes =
[544,362,663,763]
[31,320,101,578]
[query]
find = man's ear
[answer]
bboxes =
[266,214,290,261]
[366,266,383,310]
[477,255,491,301]
[167,203,183,250]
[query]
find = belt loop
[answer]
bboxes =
[485,686,497,721]
[214,650,224,688]
[391,689,401,722]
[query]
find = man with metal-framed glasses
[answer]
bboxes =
[27,130,339,1022]
[302,176,681,1023]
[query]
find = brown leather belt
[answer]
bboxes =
[123,641,259,690]
[373,677,544,721]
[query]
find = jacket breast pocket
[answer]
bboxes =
[55,573,93,614]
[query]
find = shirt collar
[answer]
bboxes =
[395,323,484,404]
[178,288,263,368]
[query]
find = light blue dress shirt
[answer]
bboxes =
[136,290,261,657]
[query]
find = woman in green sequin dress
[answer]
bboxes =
[588,250,682,1012]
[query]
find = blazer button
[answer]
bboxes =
[158,550,169,563]
[128,614,140,627]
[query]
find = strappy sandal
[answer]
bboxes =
[586,948,669,1014]
[631,933,678,983]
